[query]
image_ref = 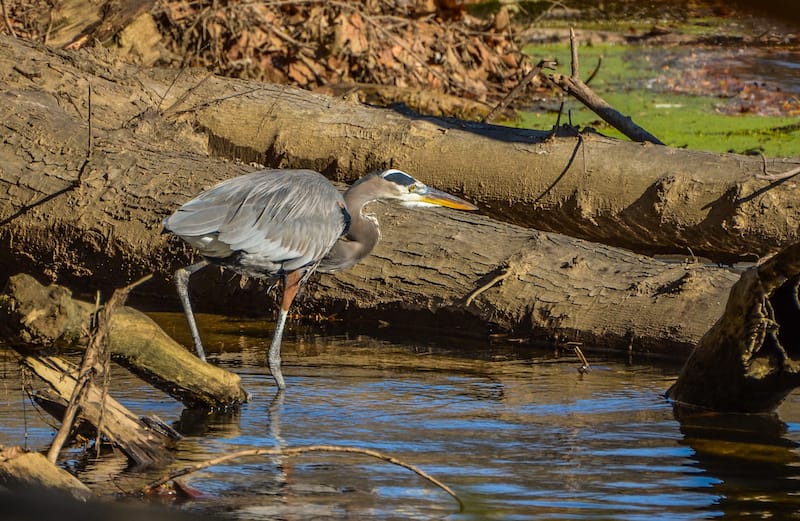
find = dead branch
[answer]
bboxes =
[482,59,556,123]
[46,275,152,463]
[755,163,800,182]
[26,356,176,467]
[141,444,463,510]
[547,28,664,145]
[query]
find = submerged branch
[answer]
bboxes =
[141,444,463,511]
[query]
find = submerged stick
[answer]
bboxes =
[142,444,463,510]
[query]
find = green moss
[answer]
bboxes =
[518,43,800,157]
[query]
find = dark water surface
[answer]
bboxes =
[3,313,800,520]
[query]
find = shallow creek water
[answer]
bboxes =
[3,312,800,520]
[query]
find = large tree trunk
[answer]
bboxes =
[0,34,756,358]
[1,35,798,270]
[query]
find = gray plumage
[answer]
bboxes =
[164,169,347,275]
[163,167,477,390]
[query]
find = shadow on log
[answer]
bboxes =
[668,242,800,412]
[1,274,249,409]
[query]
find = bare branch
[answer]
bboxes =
[141,444,463,511]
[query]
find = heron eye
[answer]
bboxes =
[409,185,416,192]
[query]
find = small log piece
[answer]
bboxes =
[0,274,249,409]
[0,446,92,501]
[23,356,175,468]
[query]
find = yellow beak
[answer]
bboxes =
[419,188,478,211]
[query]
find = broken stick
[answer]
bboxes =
[547,28,664,145]
[24,356,177,468]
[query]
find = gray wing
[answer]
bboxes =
[164,169,347,274]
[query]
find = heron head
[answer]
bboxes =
[373,169,478,210]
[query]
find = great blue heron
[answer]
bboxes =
[163,168,477,389]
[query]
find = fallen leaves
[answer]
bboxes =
[151,0,540,118]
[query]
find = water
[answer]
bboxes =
[3,313,800,520]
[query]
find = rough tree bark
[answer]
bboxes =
[1,35,798,271]
[0,34,767,359]
[668,242,800,412]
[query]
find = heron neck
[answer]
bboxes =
[317,181,381,273]
[343,180,381,254]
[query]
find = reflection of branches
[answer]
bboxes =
[142,444,463,510]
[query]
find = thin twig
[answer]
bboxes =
[142,444,463,510]
[168,86,264,116]
[46,275,152,463]
[466,270,510,307]
[569,27,579,78]
[75,84,93,186]
[584,56,603,85]
[1,0,16,38]
[43,3,54,45]
[161,72,213,116]
[754,164,800,182]
[482,59,555,123]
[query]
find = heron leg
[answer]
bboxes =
[268,270,303,390]
[175,260,210,361]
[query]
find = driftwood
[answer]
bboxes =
[1,274,249,409]
[22,356,176,467]
[667,242,800,412]
[45,274,150,463]
[0,446,92,501]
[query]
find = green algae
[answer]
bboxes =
[517,42,800,157]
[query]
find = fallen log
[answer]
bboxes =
[1,274,249,409]
[1,34,798,298]
[668,242,800,412]
[22,356,176,467]
[0,446,92,501]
